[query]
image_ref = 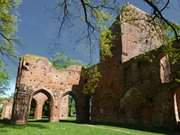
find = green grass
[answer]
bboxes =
[0,119,178,135]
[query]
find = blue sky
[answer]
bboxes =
[5,0,180,96]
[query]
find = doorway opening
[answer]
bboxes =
[29,89,53,122]
[174,89,180,124]
[60,92,76,121]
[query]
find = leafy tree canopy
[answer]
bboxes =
[51,52,83,69]
[0,0,21,96]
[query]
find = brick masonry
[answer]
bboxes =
[11,4,180,129]
[11,54,88,124]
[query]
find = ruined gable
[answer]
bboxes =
[18,54,82,91]
[12,54,84,124]
[120,4,163,62]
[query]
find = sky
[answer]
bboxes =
[5,0,180,96]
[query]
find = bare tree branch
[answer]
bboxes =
[58,0,69,37]
[80,0,98,63]
[55,0,179,63]
[80,0,95,31]
[160,0,169,12]
[0,32,12,43]
[144,0,179,40]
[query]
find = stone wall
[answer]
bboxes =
[11,4,180,129]
[1,100,13,120]
[12,54,85,124]
[120,4,163,62]
[59,95,69,119]
[89,4,179,129]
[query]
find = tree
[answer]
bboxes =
[54,0,180,92]
[56,0,179,44]
[0,0,21,95]
[55,0,180,62]
[51,52,82,69]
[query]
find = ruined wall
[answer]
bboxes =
[1,100,13,120]
[90,4,178,129]
[12,54,82,124]
[59,95,69,119]
[120,4,163,62]
[17,55,81,91]
[119,57,177,128]
[11,4,179,129]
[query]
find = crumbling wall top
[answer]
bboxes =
[119,4,163,62]
[17,54,82,92]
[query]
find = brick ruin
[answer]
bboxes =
[11,54,90,124]
[86,5,179,129]
[76,4,179,129]
[11,4,180,129]
[31,93,48,120]
[1,99,13,120]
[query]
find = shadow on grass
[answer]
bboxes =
[29,117,78,124]
[91,122,180,135]
[59,117,89,125]
[28,119,49,123]
[0,119,47,132]
[1,118,179,135]
[59,119,180,135]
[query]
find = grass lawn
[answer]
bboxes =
[0,119,179,135]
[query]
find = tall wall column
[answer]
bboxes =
[76,95,90,122]
[12,85,31,124]
[49,91,61,122]
[34,102,43,120]
[33,94,48,120]
[59,95,69,120]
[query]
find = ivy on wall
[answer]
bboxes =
[100,28,113,61]
[82,66,101,95]
[175,71,180,83]
[76,5,180,95]
[161,22,180,83]
[162,23,180,64]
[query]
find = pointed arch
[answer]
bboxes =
[29,89,55,121]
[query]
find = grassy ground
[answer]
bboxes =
[0,119,179,135]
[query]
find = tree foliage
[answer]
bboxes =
[162,23,180,63]
[100,28,113,61]
[0,0,20,95]
[51,52,82,69]
[55,0,180,72]
[57,0,179,41]
[0,60,8,96]
[82,65,101,95]
[54,0,179,93]
[0,0,20,56]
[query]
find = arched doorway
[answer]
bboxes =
[29,98,37,119]
[60,91,77,121]
[42,99,50,119]
[174,89,180,124]
[29,89,54,122]
[0,103,3,119]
